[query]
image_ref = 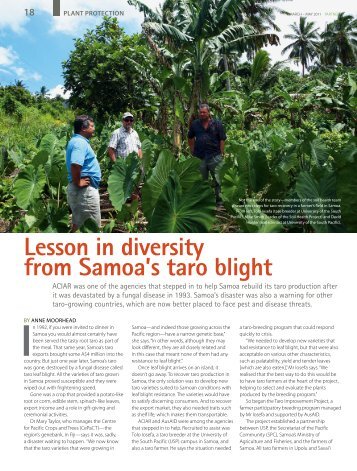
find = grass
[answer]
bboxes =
[0,106,74,151]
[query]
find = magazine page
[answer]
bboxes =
[1,233,356,470]
[0,1,356,470]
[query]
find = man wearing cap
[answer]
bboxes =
[107,112,142,162]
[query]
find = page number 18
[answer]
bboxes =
[25,9,35,16]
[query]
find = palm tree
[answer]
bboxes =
[248,49,284,91]
[128,0,255,119]
[246,50,285,125]
[282,17,320,76]
[35,85,50,100]
[239,0,284,60]
[215,0,284,89]
[14,80,26,88]
[39,85,49,97]
[320,13,357,66]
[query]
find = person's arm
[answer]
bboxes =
[188,124,195,155]
[107,147,116,162]
[136,133,142,159]
[188,138,195,154]
[220,140,225,157]
[71,164,90,187]
[108,132,118,162]
[219,122,226,157]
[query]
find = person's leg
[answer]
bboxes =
[199,159,209,180]
[207,155,223,204]
[67,182,80,231]
[85,186,101,228]
[67,184,101,230]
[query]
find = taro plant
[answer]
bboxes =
[12,132,70,232]
[108,153,142,212]
[142,149,216,232]
[217,128,353,233]
[107,144,216,232]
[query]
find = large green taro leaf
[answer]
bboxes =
[219,152,249,209]
[301,136,329,167]
[42,203,69,233]
[308,138,329,166]
[80,218,100,233]
[45,153,67,187]
[279,147,299,173]
[39,133,59,157]
[141,139,155,176]
[148,171,215,233]
[219,163,246,206]
[26,201,69,232]
[142,152,202,222]
[249,150,270,192]
[108,153,141,211]
[8,149,25,168]
[176,157,201,191]
[14,165,46,209]
[32,133,66,186]
[142,149,176,220]
[32,150,49,168]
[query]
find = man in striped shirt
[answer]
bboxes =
[107,112,142,162]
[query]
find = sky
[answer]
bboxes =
[0,0,355,96]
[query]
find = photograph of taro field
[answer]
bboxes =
[0,1,356,233]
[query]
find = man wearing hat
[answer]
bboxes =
[107,112,142,162]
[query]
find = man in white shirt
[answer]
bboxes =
[107,112,142,162]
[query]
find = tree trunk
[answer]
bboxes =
[173,94,182,153]
[188,78,201,127]
[173,119,182,154]
[222,54,231,91]
[156,99,168,135]
[290,111,294,127]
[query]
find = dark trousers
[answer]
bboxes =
[199,154,222,203]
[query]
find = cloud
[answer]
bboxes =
[0,3,29,34]
[48,84,71,99]
[10,65,42,81]
[0,46,18,66]
[11,66,25,76]
[31,72,42,81]
[0,46,42,81]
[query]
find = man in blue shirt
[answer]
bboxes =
[188,104,226,206]
[66,115,101,230]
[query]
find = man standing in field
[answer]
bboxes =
[188,104,226,206]
[66,115,101,230]
[107,112,142,161]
